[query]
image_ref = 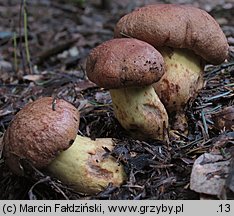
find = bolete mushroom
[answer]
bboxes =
[3,97,126,195]
[86,38,168,140]
[114,4,229,131]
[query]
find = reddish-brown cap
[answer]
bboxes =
[3,97,79,174]
[86,38,164,89]
[114,4,229,64]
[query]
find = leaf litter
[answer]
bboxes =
[0,0,233,200]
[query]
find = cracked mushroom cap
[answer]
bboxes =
[86,38,165,89]
[114,4,229,64]
[3,97,79,174]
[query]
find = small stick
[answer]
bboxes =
[13,32,18,71]
[52,98,57,111]
[23,0,32,74]
[19,0,26,73]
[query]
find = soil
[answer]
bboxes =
[0,0,233,200]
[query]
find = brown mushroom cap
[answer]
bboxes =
[3,97,79,174]
[86,38,164,89]
[114,4,229,64]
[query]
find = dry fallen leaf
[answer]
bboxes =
[212,106,234,131]
[225,147,234,196]
[190,153,231,197]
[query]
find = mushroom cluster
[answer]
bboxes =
[86,38,168,140]
[114,4,229,131]
[3,97,126,195]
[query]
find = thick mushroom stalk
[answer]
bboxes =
[153,47,205,131]
[110,86,168,140]
[3,97,126,195]
[48,135,126,195]
[86,38,168,140]
[154,47,204,112]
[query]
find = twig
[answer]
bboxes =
[13,32,18,71]
[201,109,209,138]
[179,137,204,149]
[120,31,132,38]
[23,0,32,74]
[204,91,232,101]
[19,0,26,73]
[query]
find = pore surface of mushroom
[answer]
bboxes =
[86,38,168,140]
[114,4,229,130]
[3,97,126,195]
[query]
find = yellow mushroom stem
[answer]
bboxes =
[153,47,205,132]
[47,135,126,195]
[110,86,168,140]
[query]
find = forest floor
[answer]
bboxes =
[0,0,233,199]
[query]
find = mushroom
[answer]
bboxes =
[86,38,168,140]
[114,4,229,131]
[3,97,126,195]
